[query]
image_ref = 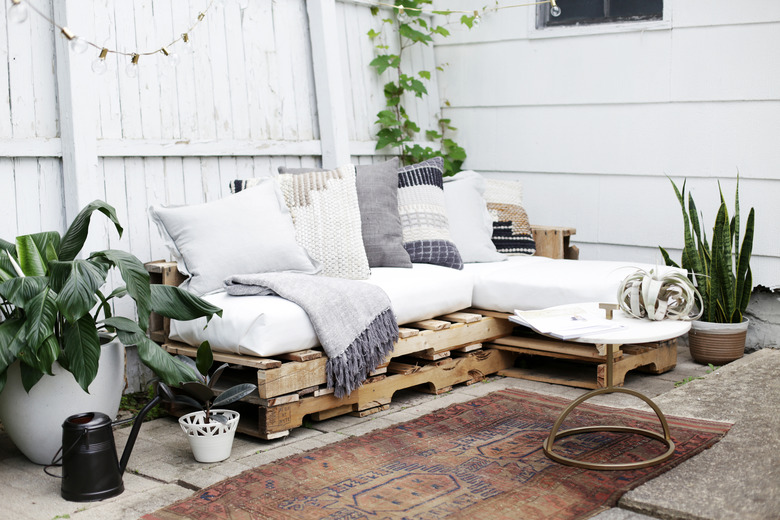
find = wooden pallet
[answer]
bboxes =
[161,311,516,438]
[487,334,677,390]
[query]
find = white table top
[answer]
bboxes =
[542,302,691,345]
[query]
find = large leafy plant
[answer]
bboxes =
[368,0,475,175]
[659,178,755,324]
[0,200,222,394]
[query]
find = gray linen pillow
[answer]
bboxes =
[150,179,320,295]
[277,158,412,268]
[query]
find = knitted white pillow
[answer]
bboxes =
[231,167,370,279]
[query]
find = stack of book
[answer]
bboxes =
[509,306,625,340]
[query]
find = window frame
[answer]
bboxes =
[530,0,671,39]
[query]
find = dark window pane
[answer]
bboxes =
[610,0,663,18]
[543,0,662,26]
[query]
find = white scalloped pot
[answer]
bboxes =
[0,337,125,465]
[179,409,239,463]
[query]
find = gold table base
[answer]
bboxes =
[543,343,676,471]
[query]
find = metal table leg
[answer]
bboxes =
[542,344,676,470]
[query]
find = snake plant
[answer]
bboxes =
[0,200,222,394]
[659,177,755,324]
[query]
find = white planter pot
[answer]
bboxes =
[0,336,125,465]
[179,409,239,463]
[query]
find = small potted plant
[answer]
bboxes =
[0,200,222,464]
[659,177,755,364]
[166,342,256,463]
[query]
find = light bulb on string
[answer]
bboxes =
[179,32,194,56]
[396,6,410,23]
[550,0,561,17]
[8,0,28,23]
[125,54,139,78]
[161,47,180,68]
[61,27,89,55]
[472,10,481,26]
[91,48,109,75]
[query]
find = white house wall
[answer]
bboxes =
[435,0,780,288]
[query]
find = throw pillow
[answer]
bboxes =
[275,165,370,280]
[443,171,506,263]
[483,178,536,256]
[397,157,463,270]
[277,159,412,269]
[149,178,320,295]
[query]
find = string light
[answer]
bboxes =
[125,53,140,78]
[91,47,109,75]
[7,0,214,73]
[550,0,562,17]
[7,0,27,23]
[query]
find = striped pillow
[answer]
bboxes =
[397,157,463,270]
[483,179,536,256]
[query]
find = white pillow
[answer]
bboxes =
[443,171,506,263]
[149,178,320,295]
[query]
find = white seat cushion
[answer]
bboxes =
[464,256,682,312]
[170,263,473,358]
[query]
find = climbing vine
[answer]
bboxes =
[368,1,477,176]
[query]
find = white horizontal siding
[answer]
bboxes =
[435,0,780,287]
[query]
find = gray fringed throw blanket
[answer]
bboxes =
[223,273,398,398]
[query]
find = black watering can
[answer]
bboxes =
[57,383,174,502]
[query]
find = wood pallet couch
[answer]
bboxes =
[146,159,679,440]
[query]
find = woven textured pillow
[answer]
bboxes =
[397,157,463,270]
[277,159,412,269]
[483,178,536,256]
[231,167,370,280]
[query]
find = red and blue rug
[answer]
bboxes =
[144,388,730,520]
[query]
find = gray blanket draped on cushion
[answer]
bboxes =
[223,272,398,398]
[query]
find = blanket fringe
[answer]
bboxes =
[326,307,399,398]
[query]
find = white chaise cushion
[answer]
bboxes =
[464,256,682,312]
[170,263,473,358]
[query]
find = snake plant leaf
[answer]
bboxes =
[58,200,123,262]
[51,260,107,324]
[711,204,734,322]
[150,284,222,323]
[61,315,102,392]
[92,250,151,332]
[734,208,755,321]
[105,316,200,385]
[23,288,58,351]
[213,383,257,408]
[0,276,49,310]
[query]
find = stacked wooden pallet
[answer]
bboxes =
[162,311,517,440]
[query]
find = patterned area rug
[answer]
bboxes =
[144,388,730,520]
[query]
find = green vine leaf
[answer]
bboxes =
[367,28,380,40]
[460,14,477,29]
[399,24,433,45]
[418,70,431,80]
[370,55,401,75]
[370,6,379,16]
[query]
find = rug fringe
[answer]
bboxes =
[326,307,398,398]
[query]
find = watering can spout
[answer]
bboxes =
[118,382,174,474]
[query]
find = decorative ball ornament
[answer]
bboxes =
[550,0,562,17]
[617,269,703,321]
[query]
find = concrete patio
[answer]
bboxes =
[1,346,778,520]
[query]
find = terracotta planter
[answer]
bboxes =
[0,336,125,465]
[179,409,239,463]
[688,318,749,365]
